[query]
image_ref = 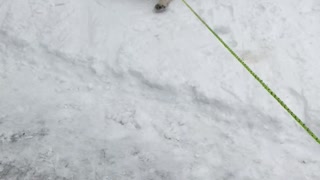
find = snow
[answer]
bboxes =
[0,0,320,179]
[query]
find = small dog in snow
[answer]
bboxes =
[154,0,172,12]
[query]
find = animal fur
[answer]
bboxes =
[154,0,172,12]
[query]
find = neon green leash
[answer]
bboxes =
[182,0,320,144]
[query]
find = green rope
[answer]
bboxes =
[182,0,320,144]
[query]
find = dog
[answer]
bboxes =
[154,0,172,12]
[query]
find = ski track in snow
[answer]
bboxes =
[0,0,320,179]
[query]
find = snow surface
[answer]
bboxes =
[1,0,320,179]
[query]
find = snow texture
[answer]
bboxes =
[1,0,320,179]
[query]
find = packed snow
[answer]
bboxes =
[0,0,320,179]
